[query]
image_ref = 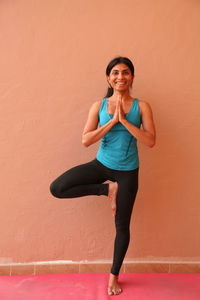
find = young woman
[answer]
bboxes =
[50,56,156,296]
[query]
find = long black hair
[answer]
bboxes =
[105,56,135,98]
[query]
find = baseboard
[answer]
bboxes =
[0,260,200,276]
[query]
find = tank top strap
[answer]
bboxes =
[128,98,142,126]
[99,97,107,114]
[128,98,138,114]
[134,98,140,114]
[133,98,139,107]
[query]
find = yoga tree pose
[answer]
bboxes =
[50,56,156,295]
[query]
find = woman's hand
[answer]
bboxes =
[118,98,126,123]
[112,99,120,125]
[111,96,126,125]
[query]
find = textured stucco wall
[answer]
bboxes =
[0,0,200,263]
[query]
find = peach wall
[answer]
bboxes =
[0,0,200,264]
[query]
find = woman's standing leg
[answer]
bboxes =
[108,168,139,295]
[111,168,139,275]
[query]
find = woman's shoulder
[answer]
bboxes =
[138,99,153,117]
[93,97,107,108]
[138,99,152,109]
[89,98,105,114]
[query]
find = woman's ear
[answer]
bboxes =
[107,78,112,87]
[130,75,135,87]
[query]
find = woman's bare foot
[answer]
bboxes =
[108,182,118,217]
[108,273,122,296]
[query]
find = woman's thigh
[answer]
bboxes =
[114,169,139,223]
[50,159,107,194]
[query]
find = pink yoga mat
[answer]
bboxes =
[0,273,199,300]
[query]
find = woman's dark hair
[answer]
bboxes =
[105,56,135,97]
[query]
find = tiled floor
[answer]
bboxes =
[0,273,200,300]
[1,262,200,276]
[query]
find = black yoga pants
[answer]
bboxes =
[50,158,139,276]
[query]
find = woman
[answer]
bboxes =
[50,56,156,296]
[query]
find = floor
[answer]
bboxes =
[0,273,199,300]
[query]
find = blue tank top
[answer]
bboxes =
[96,97,142,171]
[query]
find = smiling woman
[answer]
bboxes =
[105,57,135,98]
[108,64,133,91]
[50,56,156,296]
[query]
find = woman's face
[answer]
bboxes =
[107,63,133,92]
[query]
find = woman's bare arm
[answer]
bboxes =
[82,100,118,147]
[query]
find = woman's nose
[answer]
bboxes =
[117,72,123,79]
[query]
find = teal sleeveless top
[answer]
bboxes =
[96,98,142,171]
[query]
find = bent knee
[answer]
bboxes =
[49,182,62,198]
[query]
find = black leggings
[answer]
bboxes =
[50,158,139,276]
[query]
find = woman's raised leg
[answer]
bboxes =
[50,159,108,198]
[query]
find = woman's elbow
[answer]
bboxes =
[82,136,90,147]
[149,142,155,148]
[149,136,156,148]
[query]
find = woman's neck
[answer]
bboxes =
[112,90,132,102]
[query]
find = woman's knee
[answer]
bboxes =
[115,214,131,232]
[49,181,62,198]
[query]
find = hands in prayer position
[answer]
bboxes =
[112,96,126,125]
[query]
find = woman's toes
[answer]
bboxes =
[108,287,113,295]
[108,182,118,217]
[114,287,122,295]
[112,205,116,216]
[117,288,122,294]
